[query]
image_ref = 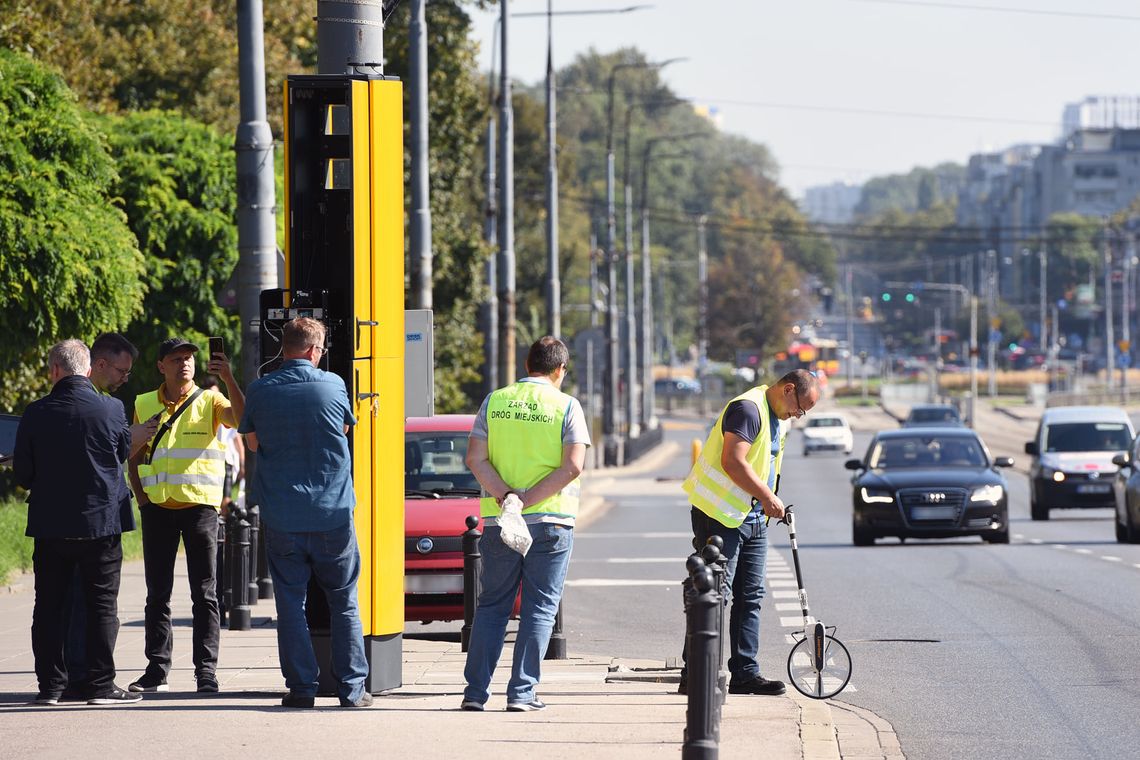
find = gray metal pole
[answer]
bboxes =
[987,250,997,397]
[623,111,638,438]
[544,1,560,339]
[498,0,516,383]
[697,215,709,416]
[1039,249,1047,353]
[589,230,599,328]
[316,0,384,74]
[483,118,499,396]
[844,264,854,388]
[1105,223,1116,389]
[409,0,432,310]
[235,0,278,391]
[969,296,978,428]
[641,188,655,431]
[604,71,621,466]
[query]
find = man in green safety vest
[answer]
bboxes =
[461,336,591,713]
[679,368,821,696]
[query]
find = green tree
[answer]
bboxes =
[96,110,241,397]
[0,49,144,413]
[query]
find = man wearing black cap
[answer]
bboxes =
[127,337,244,694]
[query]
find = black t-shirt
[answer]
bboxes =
[720,399,780,492]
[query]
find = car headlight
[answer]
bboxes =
[860,487,895,504]
[970,484,1004,504]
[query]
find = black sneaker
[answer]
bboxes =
[728,675,786,696]
[59,686,87,703]
[506,698,547,712]
[339,692,373,708]
[281,691,315,708]
[460,699,484,711]
[197,675,219,693]
[677,679,687,695]
[33,692,60,706]
[128,673,168,693]
[89,686,143,705]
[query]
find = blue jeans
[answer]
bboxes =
[691,507,769,682]
[264,522,368,702]
[463,523,574,705]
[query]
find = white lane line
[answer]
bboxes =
[779,616,803,627]
[1134,564,1140,570]
[775,603,802,611]
[1013,533,1024,540]
[766,573,795,580]
[1028,538,1043,545]
[1051,544,1066,549]
[574,532,692,539]
[772,590,798,599]
[769,580,798,588]
[1075,548,1093,555]
[1102,556,1123,562]
[785,635,797,645]
[602,558,689,564]
[564,579,678,587]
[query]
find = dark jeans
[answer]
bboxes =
[32,535,122,697]
[63,567,88,690]
[682,507,770,683]
[140,503,220,679]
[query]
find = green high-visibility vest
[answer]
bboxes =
[136,388,226,508]
[682,386,786,528]
[479,379,580,520]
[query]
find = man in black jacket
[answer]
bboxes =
[13,339,141,706]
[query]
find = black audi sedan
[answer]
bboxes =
[846,428,1014,546]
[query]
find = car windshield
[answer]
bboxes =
[908,407,959,423]
[1044,422,1131,453]
[807,417,845,428]
[405,432,480,494]
[868,435,986,468]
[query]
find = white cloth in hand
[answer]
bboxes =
[499,493,533,556]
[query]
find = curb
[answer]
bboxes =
[829,700,907,759]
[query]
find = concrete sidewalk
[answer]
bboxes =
[0,428,903,760]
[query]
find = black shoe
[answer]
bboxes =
[677,679,687,695]
[339,692,373,708]
[281,691,315,708]
[197,675,219,693]
[460,699,484,711]
[506,698,547,712]
[128,673,168,693]
[89,686,143,705]
[33,692,60,706]
[728,675,786,696]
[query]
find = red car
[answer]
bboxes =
[404,414,485,623]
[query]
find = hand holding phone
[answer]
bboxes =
[208,337,224,359]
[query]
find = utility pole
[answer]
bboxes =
[969,296,978,428]
[409,0,432,310]
[697,214,709,416]
[1123,246,1131,401]
[235,0,278,391]
[316,0,383,73]
[844,264,854,388]
[543,0,559,339]
[589,230,599,328]
[623,109,638,438]
[1039,249,1047,353]
[483,116,499,396]
[1105,221,1115,390]
[987,249,997,398]
[498,0,516,383]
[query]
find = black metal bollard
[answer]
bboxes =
[225,505,252,631]
[460,515,482,652]
[256,515,274,599]
[683,556,720,760]
[245,503,260,607]
[216,513,227,626]
[701,536,728,710]
[544,601,567,660]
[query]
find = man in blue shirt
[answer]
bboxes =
[239,317,369,709]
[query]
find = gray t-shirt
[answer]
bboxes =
[471,376,591,526]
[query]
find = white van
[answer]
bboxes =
[1024,406,1135,520]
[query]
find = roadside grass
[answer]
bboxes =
[0,495,144,586]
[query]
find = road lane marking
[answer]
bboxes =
[775,603,802,611]
[600,557,689,563]
[574,532,692,539]
[780,616,803,627]
[1102,556,1122,562]
[769,580,798,587]
[1075,548,1092,555]
[772,590,798,599]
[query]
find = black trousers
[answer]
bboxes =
[31,535,122,697]
[140,503,220,679]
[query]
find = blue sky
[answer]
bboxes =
[466,0,1140,198]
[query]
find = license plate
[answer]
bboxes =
[1076,484,1110,494]
[911,506,957,521]
[405,573,463,594]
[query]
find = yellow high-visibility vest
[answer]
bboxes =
[479,380,580,520]
[136,388,226,508]
[682,386,786,528]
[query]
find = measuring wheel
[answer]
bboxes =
[786,623,852,699]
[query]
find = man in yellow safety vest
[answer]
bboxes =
[461,336,590,713]
[127,337,244,695]
[679,368,821,696]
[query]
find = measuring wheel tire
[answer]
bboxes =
[787,634,852,699]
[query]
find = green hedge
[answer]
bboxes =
[0,495,145,586]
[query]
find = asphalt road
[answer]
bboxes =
[564,414,1140,760]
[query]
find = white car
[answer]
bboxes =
[801,413,854,456]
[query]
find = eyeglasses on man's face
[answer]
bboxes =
[787,386,807,418]
[103,359,131,379]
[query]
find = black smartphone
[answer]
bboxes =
[208,337,224,359]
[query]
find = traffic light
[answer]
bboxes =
[881,292,892,302]
[904,292,916,303]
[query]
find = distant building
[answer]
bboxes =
[1062,96,1140,139]
[801,182,862,224]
